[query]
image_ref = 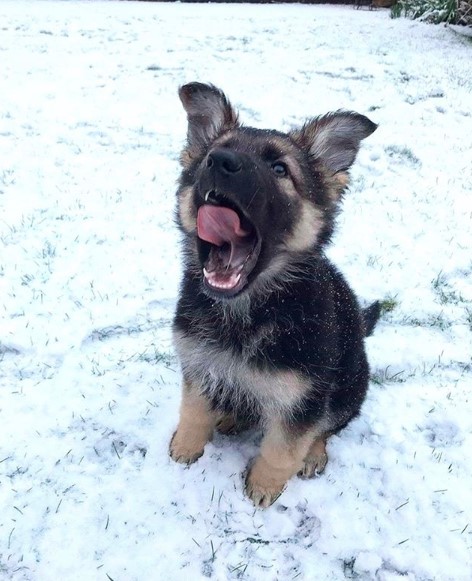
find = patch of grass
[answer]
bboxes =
[457,361,472,373]
[133,346,175,367]
[385,144,421,167]
[439,287,465,305]
[404,312,452,331]
[0,343,21,356]
[90,356,106,377]
[367,255,380,267]
[371,366,408,385]
[432,272,465,305]
[229,562,249,576]
[0,169,15,188]
[379,295,399,314]
[342,558,357,579]
[21,273,35,286]
[466,309,472,331]
[40,241,56,259]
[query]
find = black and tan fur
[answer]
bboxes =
[169,82,379,507]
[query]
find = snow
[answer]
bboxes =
[0,1,471,579]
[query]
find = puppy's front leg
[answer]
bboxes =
[169,381,215,464]
[245,420,314,508]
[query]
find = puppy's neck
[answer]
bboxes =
[217,293,252,327]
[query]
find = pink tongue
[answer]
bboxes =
[197,205,250,246]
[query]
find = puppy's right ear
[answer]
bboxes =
[179,83,239,165]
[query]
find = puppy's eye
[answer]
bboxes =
[271,162,288,177]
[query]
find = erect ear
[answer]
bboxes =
[290,111,377,175]
[179,82,239,156]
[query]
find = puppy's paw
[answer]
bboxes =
[244,460,286,508]
[169,430,206,465]
[298,442,328,479]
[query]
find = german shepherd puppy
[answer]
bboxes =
[169,82,379,507]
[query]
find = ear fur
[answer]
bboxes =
[290,111,377,175]
[179,83,239,162]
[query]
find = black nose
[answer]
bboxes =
[207,149,242,175]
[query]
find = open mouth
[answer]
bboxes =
[196,194,261,297]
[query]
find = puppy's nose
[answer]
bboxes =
[207,149,242,175]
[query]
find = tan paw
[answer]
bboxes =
[244,461,287,508]
[298,449,328,479]
[169,430,206,465]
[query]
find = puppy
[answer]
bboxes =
[169,82,378,507]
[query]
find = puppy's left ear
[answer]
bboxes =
[290,111,377,175]
[179,83,239,165]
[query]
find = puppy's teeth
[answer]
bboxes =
[203,269,241,290]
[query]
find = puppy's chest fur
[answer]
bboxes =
[173,312,311,418]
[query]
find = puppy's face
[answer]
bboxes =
[176,83,376,300]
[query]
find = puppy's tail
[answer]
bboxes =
[362,301,381,337]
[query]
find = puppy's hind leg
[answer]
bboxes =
[245,420,314,508]
[298,436,328,479]
[169,380,216,464]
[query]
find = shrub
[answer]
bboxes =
[457,0,472,25]
[391,0,457,24]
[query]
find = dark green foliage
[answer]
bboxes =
[391,0,458,24]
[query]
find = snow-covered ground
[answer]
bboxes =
[1,1,471,579]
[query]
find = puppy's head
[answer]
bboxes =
[176,82,376,300]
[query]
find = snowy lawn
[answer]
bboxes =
[1,1,471,580]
